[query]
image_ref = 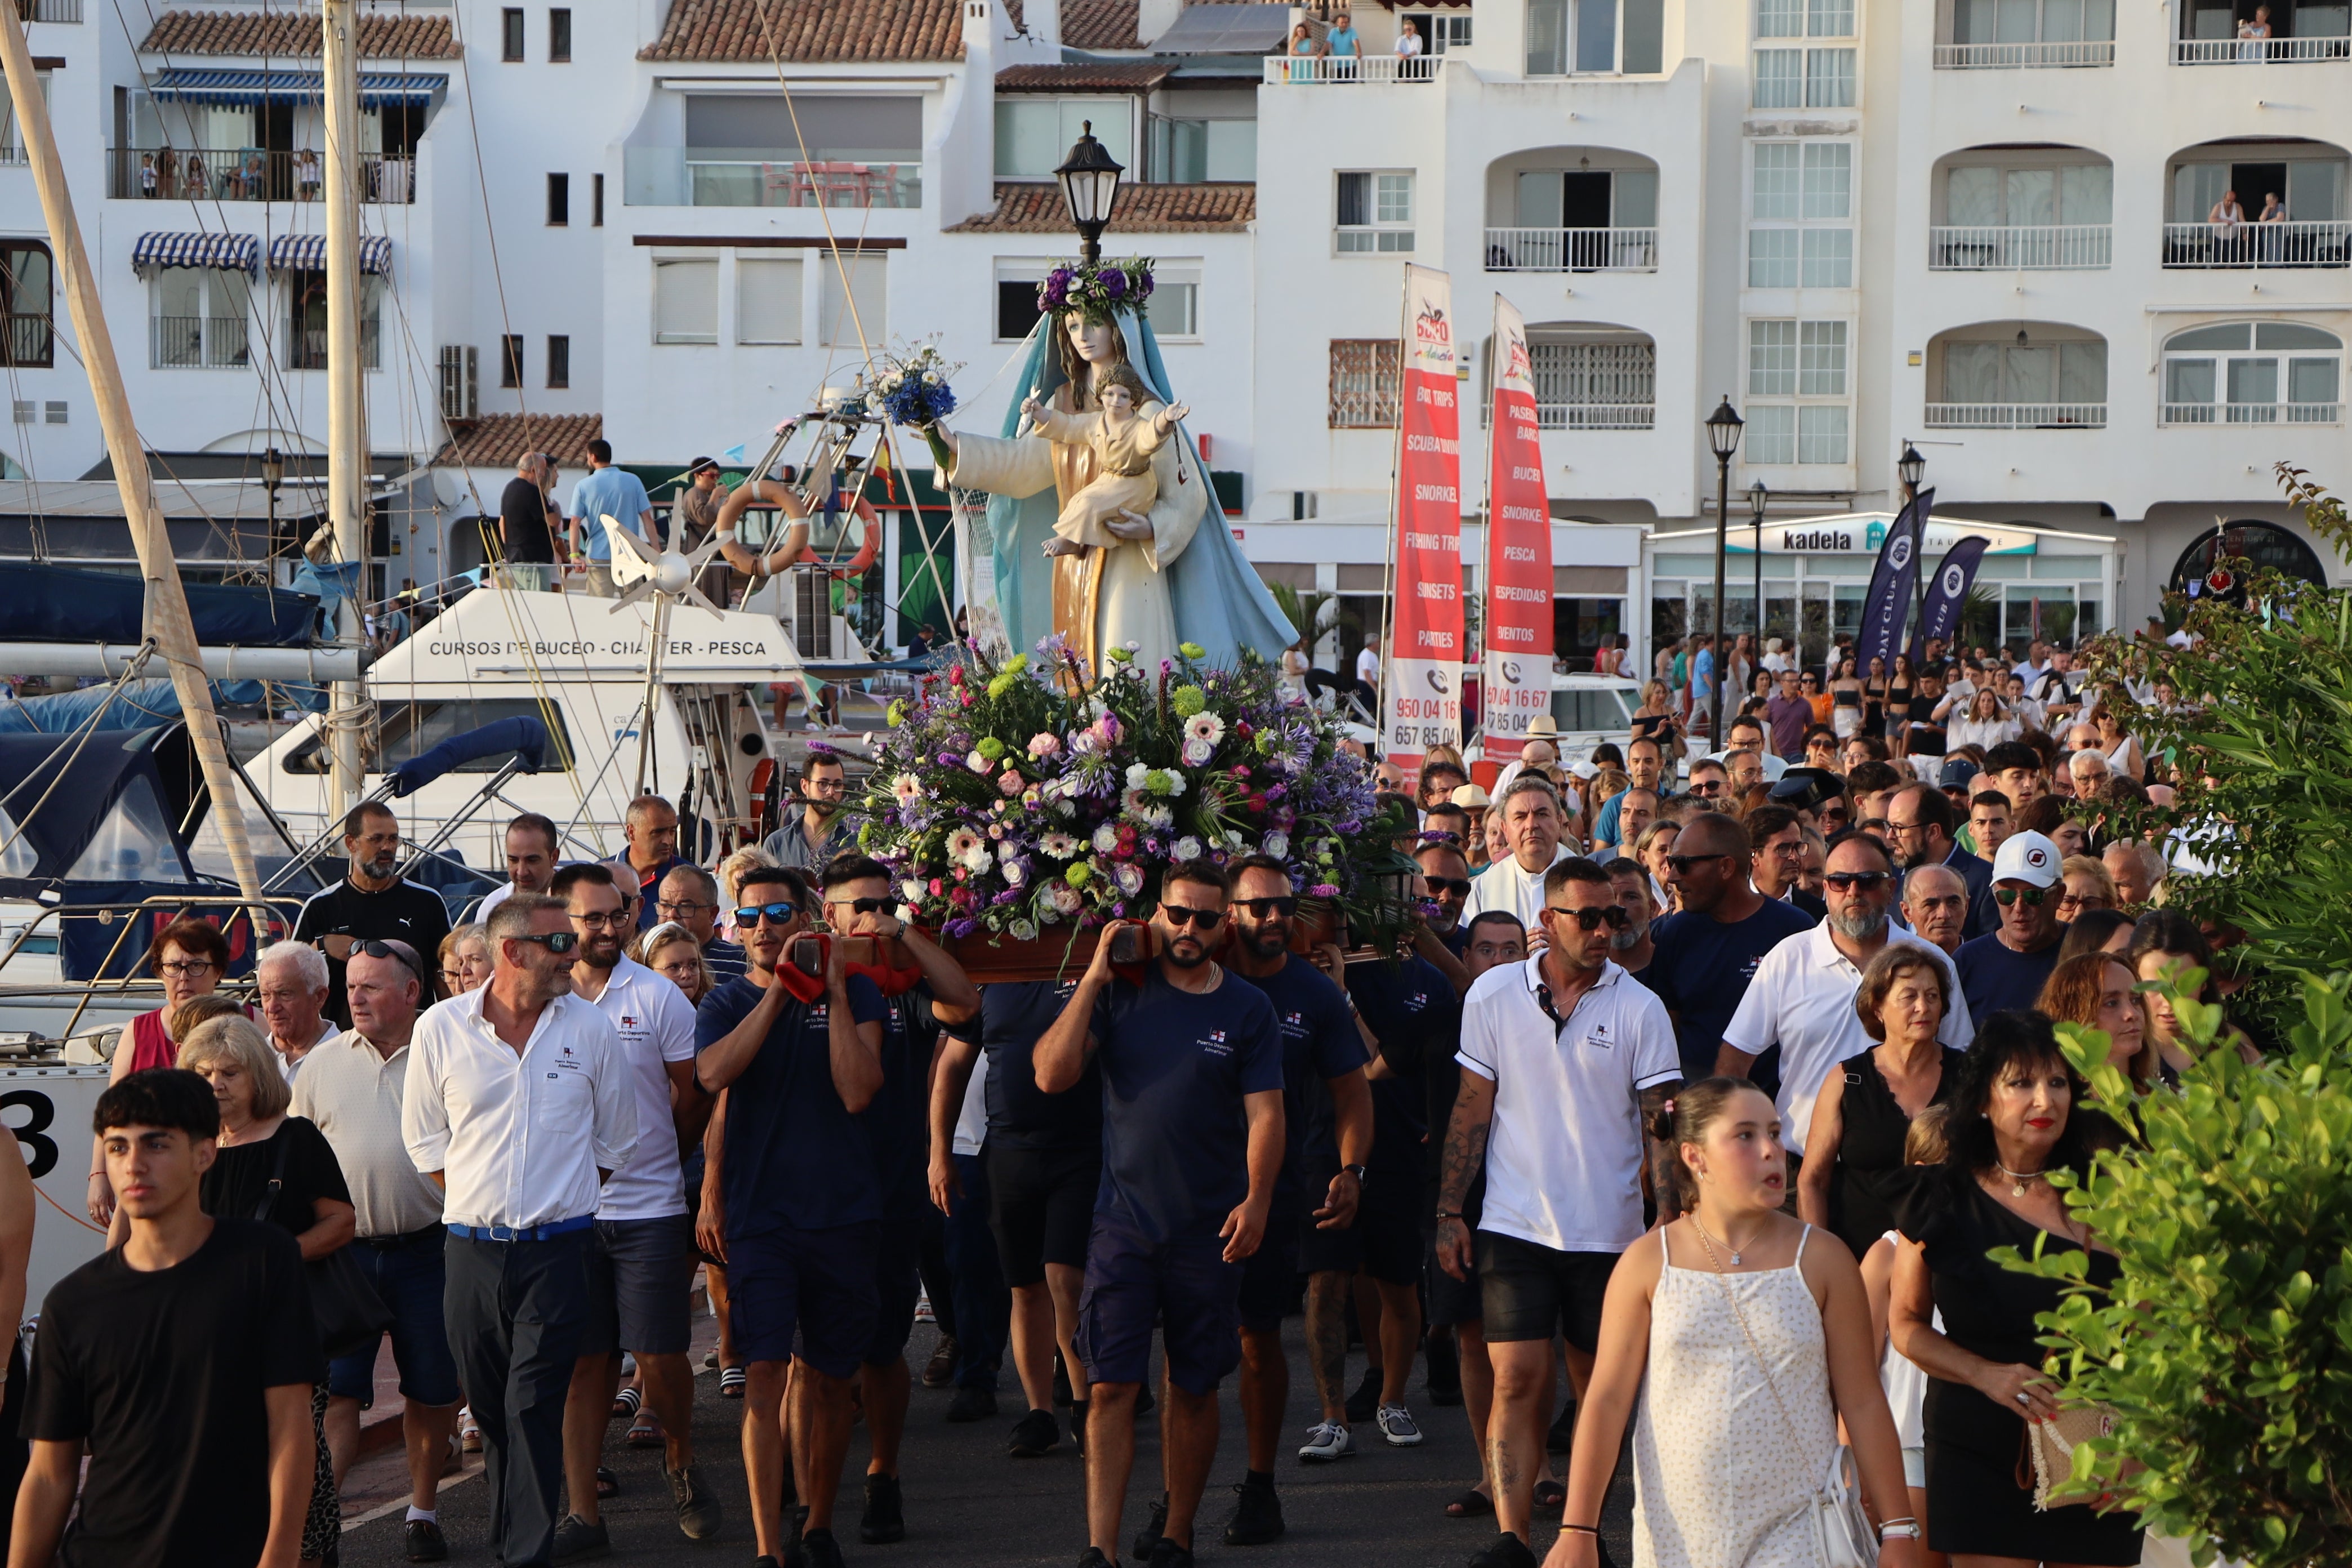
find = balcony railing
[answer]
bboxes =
[1263,55,1424,84]
[111,148,415,203]
[16,0,82,22]
[1932,39,2115,68]
[2161,400,2342,424]
[1925,402,2107,429]
[0,141,23,167]
[1928,224,2111,269]
[1484,226,1660,273]
[150,315,251,369]
[2172,34,2352,63]
[290,321,381,372]
[1539,402,1654,430]
[0,313,50,367]
[621,148,920,208]
[2162,220,2352,267]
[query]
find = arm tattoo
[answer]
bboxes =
[1436,1084,1491,1215]
[1640,1081,1683,1221]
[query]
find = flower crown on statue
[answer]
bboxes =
[1037,257,1156,327]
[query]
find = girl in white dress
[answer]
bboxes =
[1548,1079,1922,1568]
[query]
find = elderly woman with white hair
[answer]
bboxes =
[255,939,337,1081]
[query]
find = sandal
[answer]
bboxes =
[1532,1479,1566,1513]
[595,1466,619,1500]
[1444,1489,1495,1518]
[627,1410,663,1449]
[720,1366,747,1399]
[611,1386,642,1422]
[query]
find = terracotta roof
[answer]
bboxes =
[996,61,1171,91]
[639,0,963,63]
[139,11,461,58]
[1061,0,1143,50]
[433,413,604,470]
[948,181,1254,233]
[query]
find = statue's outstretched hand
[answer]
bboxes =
[1104,510,1155,542]
[1157,402,1190,429]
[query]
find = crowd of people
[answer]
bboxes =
[7,620,2249,1568]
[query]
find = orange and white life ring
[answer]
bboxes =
[797,493,880,577]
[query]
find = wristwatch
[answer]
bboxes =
[1343,1163,1369,1184]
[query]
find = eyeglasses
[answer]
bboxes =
[734,902,800,926]
[830,896,901,916]
[1232,895,1300,918]
[1767,840,1810,858]
[155,959,217,977]
[570,910,630,929]
[1161,905,1225,930]
[657,898,716,915]
[509,931,580,955]
[1546,905,1630,931]
[1420,878,1472,898]
[1664,852,1731,875]
[1994,887,2049,907]
[1823,871,1891,892]
[2059,890,2111,912]
[1882,818,1922,836]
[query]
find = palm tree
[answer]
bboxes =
[1266,582,1351,652]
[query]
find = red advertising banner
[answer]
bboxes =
[1381,264,1465,791]
[1481,295,1554,747]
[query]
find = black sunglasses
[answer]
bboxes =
[1823,871,1891,891]
[735,901,800,926]
[1421,877,1473,897]
[832,896,901,916]
[507,931,579,956]
[1687,780,1725,796]
[1994,887,2048,907]
[1546,905,1630,931]
[1232,896,1299,918]
[1161,905,1225,930]
[1664,852,1731,875]
[351,938,429,981]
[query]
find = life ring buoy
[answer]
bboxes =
[747,756,776,841]
[797,494,880,577]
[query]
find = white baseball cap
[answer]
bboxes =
[1992,829,2061,889]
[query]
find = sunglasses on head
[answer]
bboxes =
[1547,905,1630,931]
[1823,871,1891,891]
[1232,895,1299,918]
[735,901,800,926]
[509,931,580,956]
[1994,887,2048,907]
[1421,877,1472,897]
[1161,904,1224,930]
[1664,852,1731,875]
[352,938,428,980]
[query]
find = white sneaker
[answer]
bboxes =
[1376,1404,1423,1447]
[1297,1420,1355,1463]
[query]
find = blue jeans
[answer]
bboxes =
[944,1152,1008,1390]
[327,1226,462,1409]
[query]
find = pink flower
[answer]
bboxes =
[1027,732,1062,758]
[997,769,1025,796]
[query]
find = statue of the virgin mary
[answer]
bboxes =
[928,261,1295,671]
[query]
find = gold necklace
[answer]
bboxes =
[1688,1213,1769,1268]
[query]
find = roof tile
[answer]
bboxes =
[996,61,1171,91]
[639,0,964,63]
[1060,0,1143,50]
[139,11,461,58]
[433,413,604,471]
[947,181,1254,234]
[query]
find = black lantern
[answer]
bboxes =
[1898,440,1926,498]
[1705,396,1745,460]
[1055,122,1125,264]
[261,444,285,554]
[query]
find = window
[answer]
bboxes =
[501,7,525,61]
[0,72,51,166]
[1753,0,1856,106]
[284,699,577,776]
[149,265,251,369]
[818,252,887,348]
[1936,334,2106,424]
[549,7,572,61]
[994,99,1134,179]
[1526,0,1665,73]
[1749,142,1852,287]
[1152,271,1201,339]
[1329,339,1402,427]
[1951,0,2115,50]
[1946,162,2111,225]
[67,776,184,882]
[653,256,718,344]
[43,400,63,424]
[1526,331,1656,428]
[0,240,54,368]
[738,257,804,344]
[592,172,604,227]
[1337,171,1415,253]
[546,334,569,389]
[2162,321,2342,424]
[286,272,380,370]
[1402,10,1474,50]
[995,266,1045,343]
[500,333,524,387]
[1144,117,1256,182]
[547,172,569,226]
[1747,319,1849,463]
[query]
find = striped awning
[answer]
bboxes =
[148,68,447,108]
[267,233,392,275]
[131,230,261,273]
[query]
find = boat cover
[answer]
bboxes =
[0,563,318,646]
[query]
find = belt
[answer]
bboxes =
[357,1224,446,1249]
[446,1216,594,1243]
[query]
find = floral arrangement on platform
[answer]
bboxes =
[868,341,963,428]
[856,636,1415,952]
[1039,257,1156,327]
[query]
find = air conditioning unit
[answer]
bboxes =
[438,345,478,421]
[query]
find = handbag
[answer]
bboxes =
[2022,1404,2118,1511]
[1689,1223,1879,1568]
[254,1127,395,1361]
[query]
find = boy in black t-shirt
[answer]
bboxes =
[20,1068,320,1568]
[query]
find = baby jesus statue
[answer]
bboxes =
[1021,365,1190,560]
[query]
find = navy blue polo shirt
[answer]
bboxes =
[1645,899,1817,1083]
[1954,932,2064,1023]
[868,985,940,1204]
[696,974,888,1237]
[1232,957,1369,1205]
[979,980,1103,1152]
[1347,955,1456,1180]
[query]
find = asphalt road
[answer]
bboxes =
[338,1316,1636,1568]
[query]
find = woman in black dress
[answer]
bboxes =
[1890,1012,2144,1567]
[180,1015,357,1568]
[1797,943,1965,1260]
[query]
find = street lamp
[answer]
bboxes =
[1704,395,1744,743]
[1055,122,1125,264]
[1898,440,1926,502]
[1897,442,1928,658]
[1749,478,1769,675]
[261,444,285,566]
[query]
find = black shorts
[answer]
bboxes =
[1297,1168,1421,1287]
[1236,1202,1303,1333]
[1476,1230,1618,1349]
[1423,1227,1482,1329]
[987,1142,1101,1288]
[865,1190,925,1367]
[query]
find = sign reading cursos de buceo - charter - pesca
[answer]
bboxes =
[1383,262,1464,792]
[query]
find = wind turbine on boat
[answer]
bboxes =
[602,520,728,798]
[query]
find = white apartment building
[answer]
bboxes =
[2,0,2344,670]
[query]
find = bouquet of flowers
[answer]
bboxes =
[855,635,1417,956]
[869,341,962,428]
[1039,257,1155,327]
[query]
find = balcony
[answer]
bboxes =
[110,149,415,204]
[1932,40,2115,68]
[289,320,381,372]
[0,313,50,367]
[2161,400,2342,424]
[1263,55,1427,85]
[2173,34,2352,63]
[1928,224,2111,269]
[1484,227,1659,272]
[2161,220,2351,266]
[15,0,81,21]
[1924,402,2106,429]
[150,315,250,370]
[622,149,919,209]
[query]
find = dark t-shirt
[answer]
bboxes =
[702,940,749,983]
[696,974,888,1236]
[25,1218,323,1568]
[1346,956,1455,1180]
[1089,969,1285,1243]
[1906,692,1948,756]
[870,986,940,1204]
[199,1117,351,1236]
[1231,957,1369,1204]
[1646,899,1818,1082]
[1954,932,2063,1023]
[979,980,1103,1152]
[292,877,453,1027]
[497,475,555,564]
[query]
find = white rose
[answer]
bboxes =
[1173,836,1203,861]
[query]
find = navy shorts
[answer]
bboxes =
[726,1221,881,1380]
[1297,1168,1422,1286]
[327,1227,462,1409]
[581,1214,698,1357]
[1235,1201,1303,1334]
[865,1190,925,1367]
[1076,1215,1243,1396]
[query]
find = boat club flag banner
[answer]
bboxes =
[1916,532,1991,655]
[1383,263,1465,787]
[1481,295,1554,748]
[1855,487,1932,671]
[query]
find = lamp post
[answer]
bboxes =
[1898,440,1926,504]
[1704,395,1744,743]
[1054,122,1125,264]
[1898,442,1927,658]
[261,443,284,573]
[1749,477,1769,674]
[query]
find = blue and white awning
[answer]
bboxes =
[131,230,261,273]
[267,233,392,275]
[147,68,448,108]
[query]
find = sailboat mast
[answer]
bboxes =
[0,2,266,906]
[323,0,366,815]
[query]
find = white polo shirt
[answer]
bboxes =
[1721,923,1973,1156]
[578,954,698,1223]
[1462,844,1571,928]
[1457,955,1681,1253]
[291,1028,444,1239]
[403,987,638,1231]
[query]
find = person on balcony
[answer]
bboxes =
[1395,16,1428,79]
[1325,9,1361,77]
[1285,21,1321,82]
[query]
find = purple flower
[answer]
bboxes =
[1102,268,1128,299]
[1137,269,1155,295]
[946,917,979,939]
[1309,883,1341,899]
